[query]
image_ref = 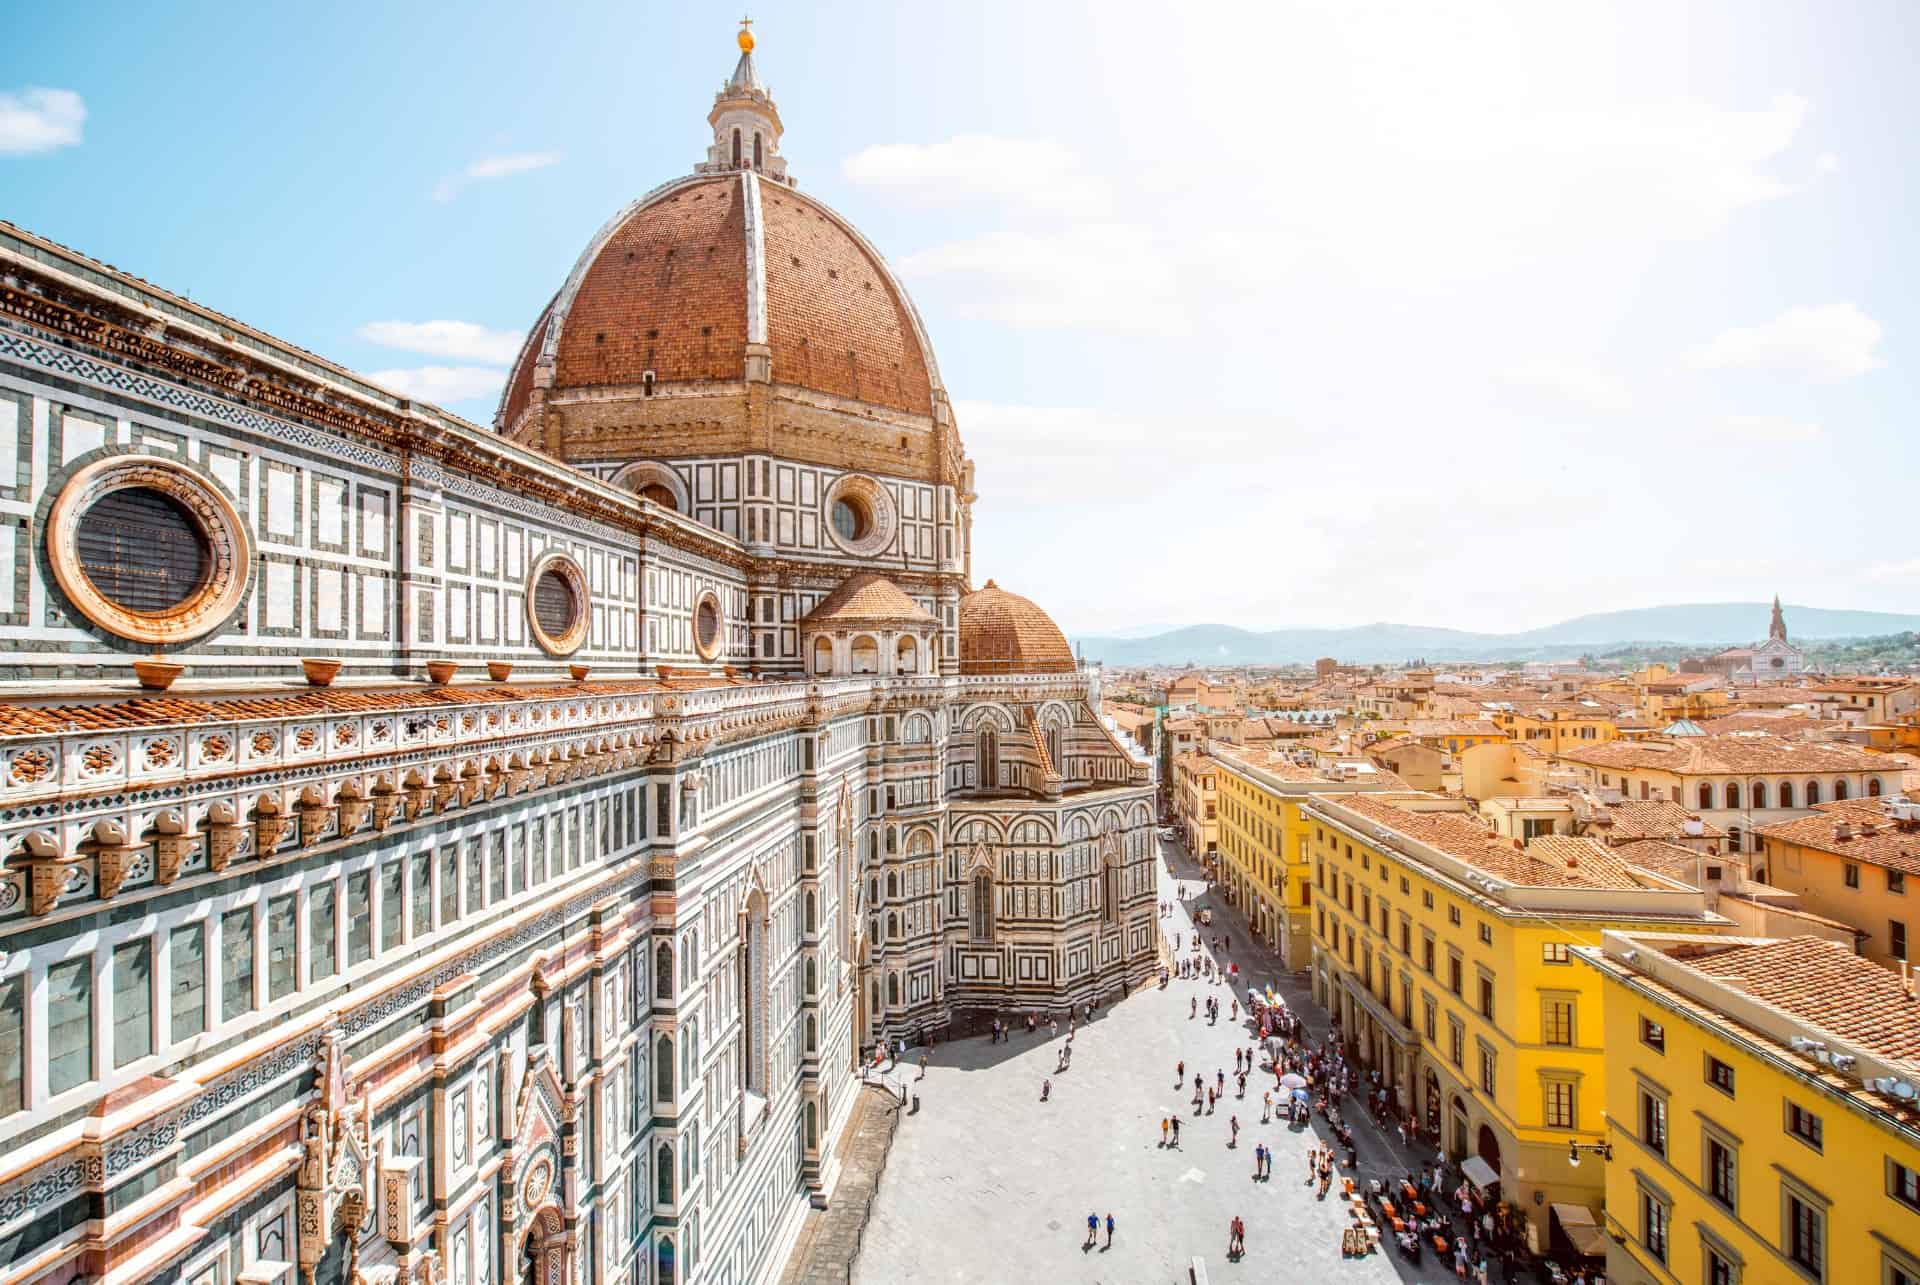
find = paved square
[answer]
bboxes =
[852,844,1423,1284]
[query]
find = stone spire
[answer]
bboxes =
[696,19,793,186]
[1769,594,1787,642]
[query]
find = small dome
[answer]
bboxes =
[800,572,936,628]
[959,580,1076,675]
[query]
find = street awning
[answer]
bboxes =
[1549,1203,1607,1259]
[1462,1155,1500,1191]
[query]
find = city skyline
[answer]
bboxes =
[5,1,1914,635]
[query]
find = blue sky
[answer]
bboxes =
[5,1,1915,635]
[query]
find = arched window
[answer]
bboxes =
[887,973,899,1005]
[805,1100,818,1149]
[655,1034,674,1101]
[850,636,879,674]
[1805,780,1821,805]
[1698,783,1714,810]
[1836,779,1851,801]
[1870,777,1885,797]
[971,870,993,941]
[731,128,741,168]
[657,1147,675,1204]
[886,872,898,898]
[655,942,674,999]
[1725,782,1740,810]
[753,131,763,168]
[682,1019,698,1087]
[805,1013,816,1052]
[1751,781,1768,809]
[812,636,833,675]
[804,956,816,995]
[743,893,767,1094]
[1048,727,1063,771]
[804,891,817,934]
[1727,825,1743,853]
[896,635,917,674]
[1103,856,1121,926]
[1778,781,1794,808]
[978,728,999,789]
[886,912,898,939]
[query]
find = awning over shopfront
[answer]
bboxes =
[1548,1203,1607,1259]
[1462,1154,1500,1191]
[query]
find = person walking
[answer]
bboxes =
[1229,1114,1239,1147]
[1171,1117,1181,1146]
[1161,1117,1169,1146]
[1105,1213,1114,1248]
[1086,1212,1098,1249]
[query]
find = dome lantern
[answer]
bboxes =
[697,18,792,185]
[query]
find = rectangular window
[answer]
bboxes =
[380,860,404,951]
[1479,1045,1496,1095]
[1448,956,1463,996]
[112,939,152,1068]
[1640,1088,1667,1156]
[1893,870,1908,895]
[1707,1247,1736,1285]
[1423,890,1434,910]
[170,923,206,1041]
[1423,937,1436,973]
[1447,905,1461,926]
[1543,999,1574,1046]
[1423,996,1437,1040]
[1478,922,1493,946]
[1894,920,1909,962]
[1706,1136,1736,1208]
[1640,1016,1666,1052]
[490,835,507,902]
[1845,863,1861,888]
[1785,1101,1823,1151]
[1706,1055,1735,1096]
[47,956,93,1094]
[1449,1019,1465,1068]
[310,884,337,983]
[1478,975,1495,1021]
[468,844,485,911]
[1543,1080,1575,1129]
[1542,941,1570,964]
[348,872,373,965]
[0,976,21,1116]
[410,854,432,938]
[440,850,459,925]
[1893,1159,1920,1213]
[1641,1188,1669,1263]
[222,907,255,1020]
[267,895,297,1001]
[1786,1191,1823,1277]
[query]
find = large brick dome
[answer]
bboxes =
[959,580,1077,675]
[495,173,941,432]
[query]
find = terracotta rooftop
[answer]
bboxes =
[1558,734,1890,775]
[798,572,936,628]
[1756,799,1920,876]
[1590,799,1724,841]
[1667,935,1920,1064]
[957,580,1075,676]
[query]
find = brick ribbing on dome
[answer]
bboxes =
[958,580,1076,675]
[761,189,932,415]
[553,178,747,391]
[496,295,554,432]
[800,572,936,627]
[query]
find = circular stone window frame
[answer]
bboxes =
[47,454,253,646]
[692,589,725,662]
[820,473,899,559]
[524,550,590,657]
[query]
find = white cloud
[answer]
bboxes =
[1713,413,1823,443]
[358,320,524,364]
[900,224,1183,331]
[842,135,1110,216]
[1497,361,1632,413]
[1815,151,1840,174]
[1686,304,1883,380]
[0,88,84,155]
[366,365,507,404]
[433,151,561,201]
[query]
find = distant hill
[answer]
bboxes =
[1071,603,1920,667]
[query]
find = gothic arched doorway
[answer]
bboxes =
[519,1205,565,1285]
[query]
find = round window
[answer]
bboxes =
[76,487,211,613]
[47,457,251,645]
[831,498,869,543]
[693,593,724,661]
[524,553,589,656]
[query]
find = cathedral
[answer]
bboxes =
[0,27,1154,1285]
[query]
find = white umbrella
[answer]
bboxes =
[1279,1072,1308,1089]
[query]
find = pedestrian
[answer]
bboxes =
[1190,997,1196,1019]
[1105,1213,1114,1248]
[1229,1114,1239,1147]
[1262,1090,1272,1123]
[1217,1069,1225,1095]
[1171,1117,1181,1146]
[1177,1059,1185,1085]
[1161,1117,1169,1146]
[917,1052,928,1079]
[1086,1212,1098,1249]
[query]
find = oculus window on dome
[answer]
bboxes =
[693,591,725,661]
[48,456,252,646]
[525,552,590,656]
[821,474,896,559]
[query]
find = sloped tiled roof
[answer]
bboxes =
[1680,936,1920,1063]
[1756,800,1920,876]
[1558,734,1889,775]
[798,572,936,628]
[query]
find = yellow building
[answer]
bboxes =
[1304,792,1728,1249]
[1491,701,1624,753]
[1173,749,1218,864]
[1757,797,1920,970]
[1405,718,1510,755]
[1212,744,1401,969]
[1581,931,1920,1285]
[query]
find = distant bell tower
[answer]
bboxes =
[1769,594,1787,642]
[696,18,794,186]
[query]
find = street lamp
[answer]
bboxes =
[1567,1140,1613,1167]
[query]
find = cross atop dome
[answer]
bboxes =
[696,19,793,185]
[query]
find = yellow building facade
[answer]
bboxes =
[1758,797,1920,970]
[1582,931,1920,1285]
[1305,793,1727,1250]
[1212,745,1400,970]
[1173,749,1219,864]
